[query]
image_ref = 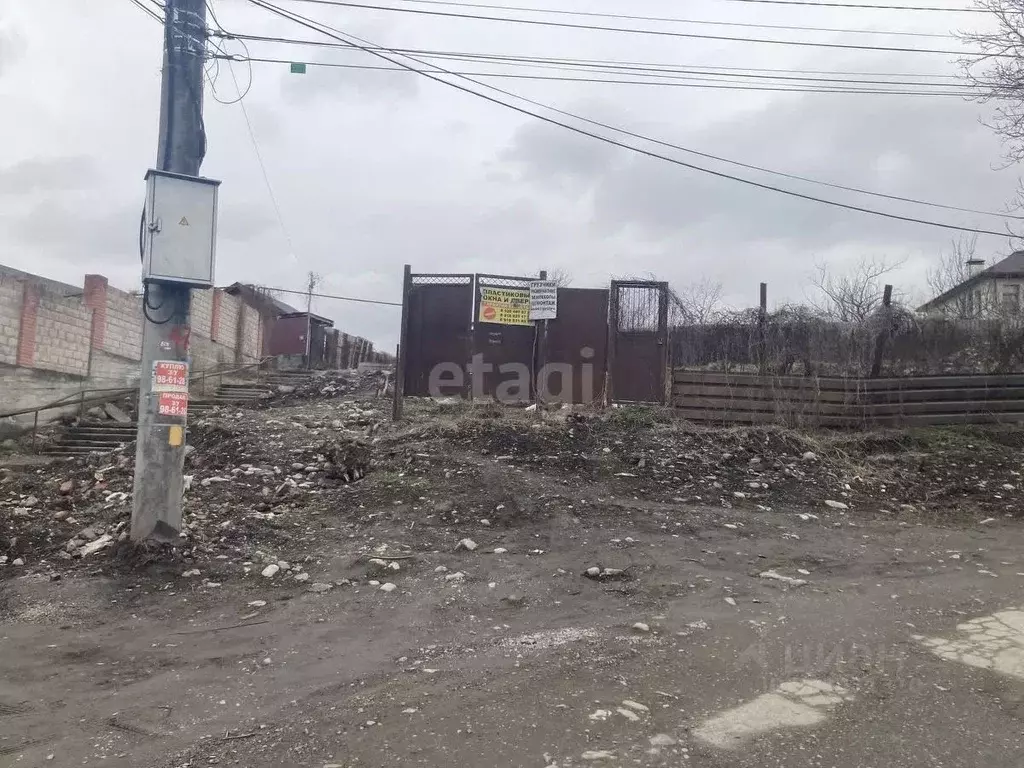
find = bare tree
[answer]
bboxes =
[544,268,572,287]
[672,278,724,325]
[959,2,1024,165]
[809,256,905,322]
[925,235,984,318]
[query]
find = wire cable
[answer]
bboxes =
[246,0,1015,237]
[354,0,958,38]
[260,285,403,306]
[128,0,163,23]
[698,0,979,11]
[218,33,967,82]
[272,0,989,56]
[228,54,979,96]
[225,54,298,263]
[235,55,1008,217]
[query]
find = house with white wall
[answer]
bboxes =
[918,251,1024,318]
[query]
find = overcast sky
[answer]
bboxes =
[0,0,1019,347]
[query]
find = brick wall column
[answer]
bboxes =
[234,303,246,363]
[211,290,222,342]
[16,283,39,367]
[83,274,108,351]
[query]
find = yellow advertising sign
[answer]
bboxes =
[478,286,531,326]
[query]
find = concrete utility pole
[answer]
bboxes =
[304,271,321,369]
[131,0,207,541]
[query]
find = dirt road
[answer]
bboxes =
[2,400,1023,767]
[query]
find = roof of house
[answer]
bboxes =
[222,282,333,325]
[917,250,1024,311]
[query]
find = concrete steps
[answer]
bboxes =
[43,422,138,457]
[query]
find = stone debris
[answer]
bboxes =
[724,597,737,606]
[759,570,809,587]
[77,535,114,558]
[581,750,615,761]
[456,538,478,552]
[649,734,677,747]
[632,622,651,633]
[308,582,333,593]
[616,707,640,722]
[248,600,267,608]
[584,566,627,581]
[261,564,280,578]
[589,709,612,721]
[621,699,649,713]
[445,571,466,583]
[379,582,397,593]
[492,547,508,554]
[824,500,849,510]
[182,569,201,578]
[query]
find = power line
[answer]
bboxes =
[271,0,987,56]
[701,0,979,10]
[262,285,403,306]
[363,0,958,37]
[224,39,977,88]
[128,0,163,23]
[229,55,979,96]
[227,63,299,261]
[246,0,1014,237]
[231,54,1008,217]
[220,33,967,82]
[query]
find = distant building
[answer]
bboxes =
[917,251,1024,318]
[222,283,335,368]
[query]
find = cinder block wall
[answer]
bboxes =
[32,288,92,376]
[0,276,24,366]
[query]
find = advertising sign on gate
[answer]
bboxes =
[478,286,531,326]
[529,280,558,321]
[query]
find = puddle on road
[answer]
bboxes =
[694,679,854,749]
[916,609,1024,680]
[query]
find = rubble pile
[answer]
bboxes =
[0,402,380,574]
[266,368,392,406]
[2,393,1021,582]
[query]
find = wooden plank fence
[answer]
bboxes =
[672,371,1024,427]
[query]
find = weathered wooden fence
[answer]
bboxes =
[672,371,1024,427]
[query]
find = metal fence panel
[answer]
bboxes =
[544,288,609,404]
[404,277,473,396]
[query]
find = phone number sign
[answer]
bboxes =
[153,360,189,393]
[158,392,189,418]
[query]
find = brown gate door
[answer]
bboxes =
[544,287,609,404]
[609,281,669,404]
[404,276,474,396]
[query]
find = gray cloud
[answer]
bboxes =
[0,156,97,196]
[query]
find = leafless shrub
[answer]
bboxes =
[809,256,905,322]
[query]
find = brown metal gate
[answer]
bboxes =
[403,274,474,396]
[544,288,609,404]
[609,280,669,403]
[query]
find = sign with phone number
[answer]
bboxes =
[158,392,189,418]
[153,360,189,393]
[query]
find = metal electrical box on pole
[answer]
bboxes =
[143,169,220,288]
